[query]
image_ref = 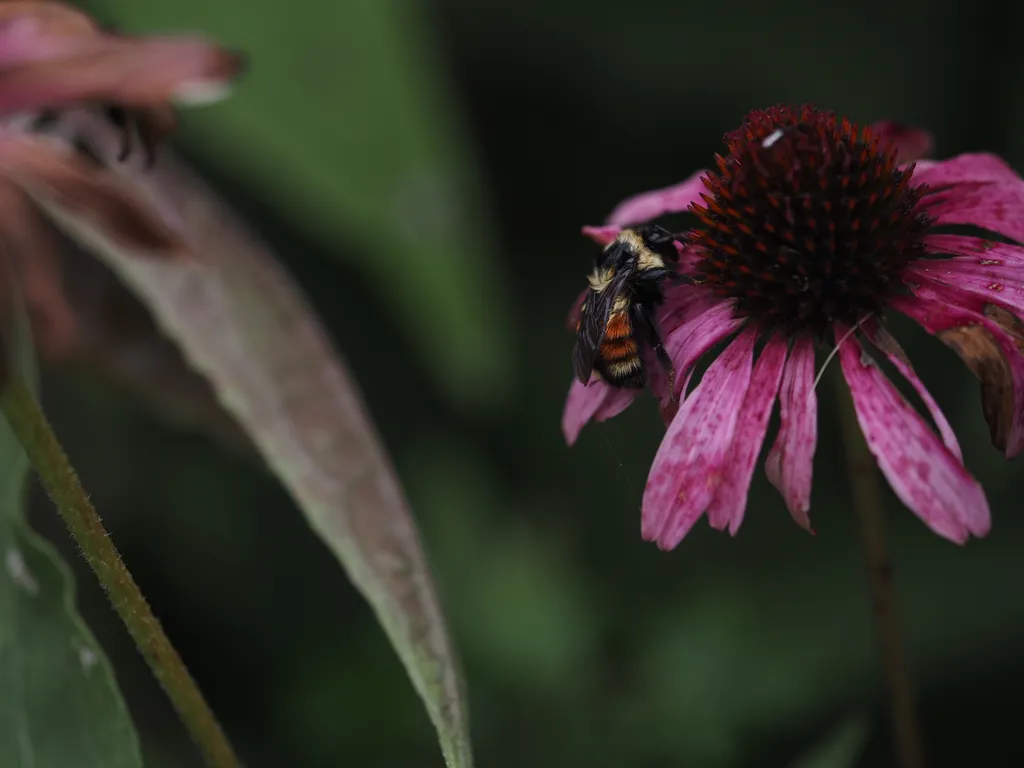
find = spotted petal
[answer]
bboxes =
[838,335,990,543]
[706,334,787,534]
[642,328,757,550]
[892,288,1024,459]
[765,336,817,531]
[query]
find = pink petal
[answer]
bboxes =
[906,260,1024,317]
[642,328,757,550]
[925,184,1024,244]
[561,378,637,446]
[581,225,619,246]
[837,336,990,543]
[865,323,962,461]
[565,287,588,331]
[0,4,99,66]
[0,35,243,115]
[924,234,1024,266]
[913,152,1021,187]
[664,298,744,398]
[871,121,933,163]
[892,287,1024,458]
[642,346,678,424]
[706,334,788,535]
[765,336,817,531]
[605,169,710,227]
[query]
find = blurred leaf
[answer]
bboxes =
[0,308,141,767]
[32,154,472,768]
[81,0,513,408]
[788,717,868,768]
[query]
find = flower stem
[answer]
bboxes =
[833,372,926,768]
[0,374,239,768]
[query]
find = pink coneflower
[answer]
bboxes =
[563,104,1024,548]
[0,1,243,367]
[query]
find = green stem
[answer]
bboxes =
[0,374,239,768]
[833,372,926,768]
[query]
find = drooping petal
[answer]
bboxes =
[871,121,933,164]
[865,323,962,461]
[561,378,637,446]
[642,328,757,550]
[706,334,787,534]
[664,298,743,398]
[0,133,186,253]
[837,335,990,543]
[0,178,75,359]
[765,335,817,531]
[913,152,1021,187]
[604,169,710,227]
[891,288,1024,458]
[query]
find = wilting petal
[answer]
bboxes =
[892,288,1024,458]
[914,152,1021,187]
[605,169,709,227]
[838,335,990,543]
[664,298,743,398]
[561,378,637,446]
[0,178,75,359]
[872,121,932,164]
[866,323,962,461]
[707,334,787,534]
[0,31,243,115]
[581,225,619,246]
[642,328,757,550]
[765,336,817,531]
[0,133,186,253]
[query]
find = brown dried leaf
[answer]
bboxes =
[30,153,473,768]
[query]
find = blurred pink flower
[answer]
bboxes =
[564,103,1024,548]
[0,1,243,363]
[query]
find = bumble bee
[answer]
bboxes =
[572,225,680,389]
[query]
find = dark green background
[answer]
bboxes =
[28,0,1024,766]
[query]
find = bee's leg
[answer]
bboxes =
[634,303,677,397]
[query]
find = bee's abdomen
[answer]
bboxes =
[596,309,645,388]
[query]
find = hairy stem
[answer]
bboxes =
[834,372,925,768]
[0,374,239,768]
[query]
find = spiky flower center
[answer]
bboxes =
[688,104,934,337]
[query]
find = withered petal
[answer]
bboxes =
[0,134,188,254]
[936,322,1015,452]
[0,177,76,360]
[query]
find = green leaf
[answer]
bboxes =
[0,314,141,767]
[788,717,868,768]
[34,155,473,768]
[80,0,513,409]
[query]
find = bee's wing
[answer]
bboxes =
[572,270,633,384]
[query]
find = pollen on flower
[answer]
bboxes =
[687,104,935,338]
